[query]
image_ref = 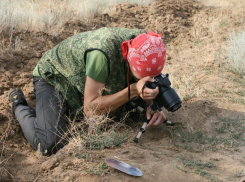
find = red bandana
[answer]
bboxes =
[121,31,166,77]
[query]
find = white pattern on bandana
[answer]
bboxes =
[152,58,156,64]
[140,54,147,61]
[146,67,151,72]
[141,43,150,52]
[128,48,140,61]
[144,46,162,58]
[161,45,166,52]
[137,66,142,71]
[128,35,165,62]
[155,38,160,45]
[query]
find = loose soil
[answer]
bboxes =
[1,0,245,182]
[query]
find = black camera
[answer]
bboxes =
[144,73,182,112]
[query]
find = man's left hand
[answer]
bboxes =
[146,106,166,128]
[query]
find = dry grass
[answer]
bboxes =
[226,29,245,77]
[0,113,16,181]
[0,0,152,34]
[66,111,133,152]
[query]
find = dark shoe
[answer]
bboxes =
[8,88,28,112]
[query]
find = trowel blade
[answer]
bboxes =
[105,158,143,177]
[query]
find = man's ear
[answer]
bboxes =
[121,41,129,61]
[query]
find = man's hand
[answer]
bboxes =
[135,76,159,100]
[146,106,166,128]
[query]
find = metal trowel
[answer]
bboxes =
[105,158,143,177]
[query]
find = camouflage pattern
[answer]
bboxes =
[37,27,146,116]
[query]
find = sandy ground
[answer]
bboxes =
[1,0,245,181]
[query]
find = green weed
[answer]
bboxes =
[151,151,165,158]
[166,116,245,151]
[205,84,245,107]
[235,90,245,96]
[225,73,245,87]
[176,155,220,182]
[221,36,228,41]
[75,152,90,162]
[193,40,203,45]
[139,142,173,157]
[226,170,244,181]
[167,125,210,152]
[220,21,229,27]
[203,67,213,74]
[85,160,109,175]
[84,159,121,177]
[213,116,245,148]
[229,98,245,105]
[183,95,192,101]
[175,165,187,173]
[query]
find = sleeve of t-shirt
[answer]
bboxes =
[86,50,109,84]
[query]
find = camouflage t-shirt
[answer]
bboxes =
[34,50,109,84]
[36,27,147,115]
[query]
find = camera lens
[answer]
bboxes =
[156,87,182,112]
[149,73,182,113]
[168,101,182,112]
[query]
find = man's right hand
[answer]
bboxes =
[136,76,159,101]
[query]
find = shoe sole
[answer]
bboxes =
[8,88,24,102]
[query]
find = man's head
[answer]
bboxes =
[122,31,166,79]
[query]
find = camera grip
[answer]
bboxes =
[143,81,157,90]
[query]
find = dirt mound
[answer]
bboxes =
[1,0,245,182]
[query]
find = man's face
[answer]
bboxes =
[129,64,157,82]
[130,66,143,81]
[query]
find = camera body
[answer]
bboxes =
[144,73,182,112]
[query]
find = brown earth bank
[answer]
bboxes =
[1,0,245,181]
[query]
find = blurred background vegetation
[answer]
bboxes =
[0,0,151,33]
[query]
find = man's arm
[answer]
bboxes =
[83,74,166,128]
[83,75,160,116]
[83,76,139,116]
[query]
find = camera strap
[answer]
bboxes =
[127,61,131,101]
[141,84,147,95]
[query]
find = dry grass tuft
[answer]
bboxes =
[226,28,245,77]
[63,105,133,153]
[0,112,17,181]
